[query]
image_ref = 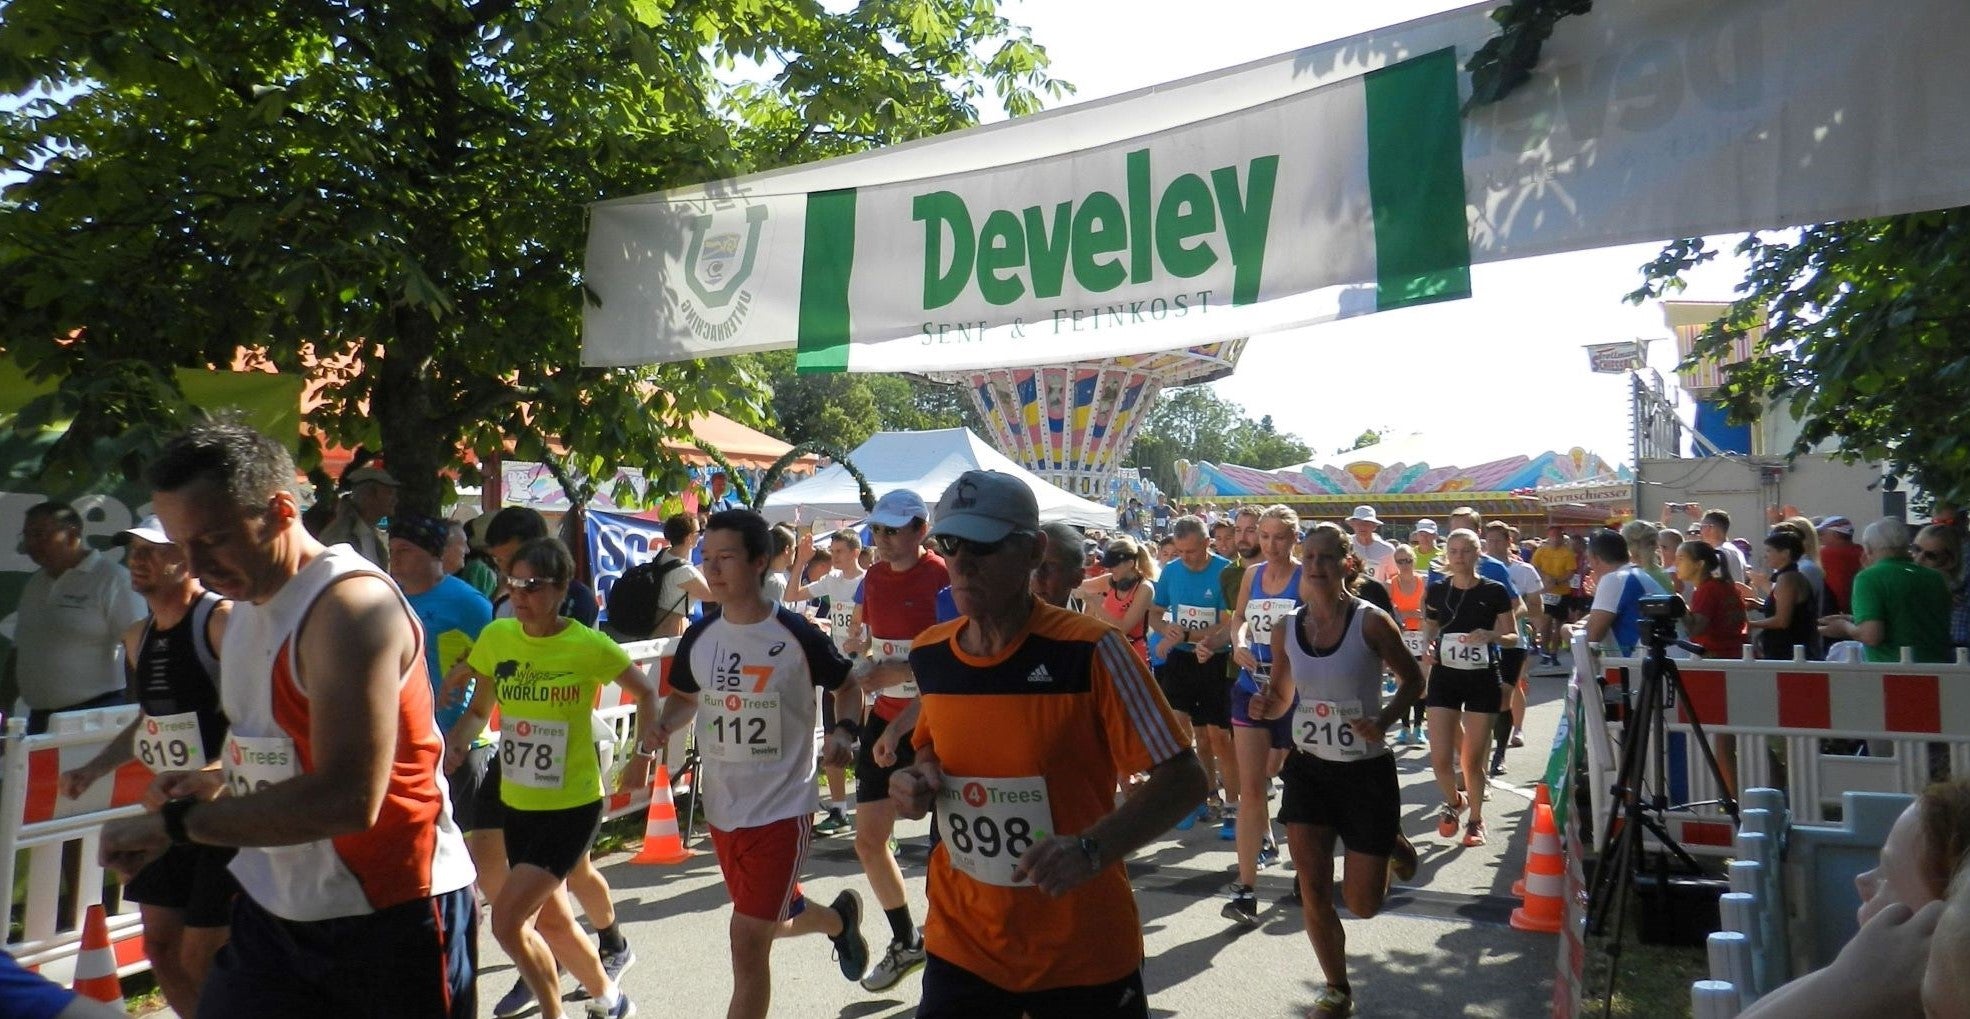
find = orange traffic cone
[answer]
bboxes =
[1512,783,1553,897]
[71,904,120,1002]
[1510,803,1565,933]
[630,764,694,865]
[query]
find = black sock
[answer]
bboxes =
[884,905,915,945]
[597,922,626,955]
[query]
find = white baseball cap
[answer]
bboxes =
[867,489,929,529]
[1413,518,1439,535]
[113,515,171,546]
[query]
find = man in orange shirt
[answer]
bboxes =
[890,470,1206,1017]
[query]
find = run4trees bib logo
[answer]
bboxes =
[680,203,768,345]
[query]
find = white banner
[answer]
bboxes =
[584,0,1970,373]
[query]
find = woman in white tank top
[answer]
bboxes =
[1247,524,1426,1018]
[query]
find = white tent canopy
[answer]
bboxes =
[760,428,1115,532]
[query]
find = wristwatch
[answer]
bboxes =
[1077,834,1102,870]
[161,797,199,846]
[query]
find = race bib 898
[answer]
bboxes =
[936,774,1054,887]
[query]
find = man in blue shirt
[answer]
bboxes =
[1148,516,1237,822]
[1582,529,1660,656]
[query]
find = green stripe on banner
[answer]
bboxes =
[1364,48,1472,312]
[795,188,858,373]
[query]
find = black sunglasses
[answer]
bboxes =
[871,523,915,538]
[931,532,1029,558]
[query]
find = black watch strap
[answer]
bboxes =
[162,797,198,846]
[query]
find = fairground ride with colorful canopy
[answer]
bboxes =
[922,340,1245,502]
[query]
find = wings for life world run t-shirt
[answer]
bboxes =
[669,606,852,830]
[467,618,631,812]
[855,552,949,721]
[406,575,494,745]
[1154,553,1233,651]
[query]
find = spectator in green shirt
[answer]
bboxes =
[1820,517,1953,663]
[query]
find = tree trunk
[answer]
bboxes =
[372,308,448,517]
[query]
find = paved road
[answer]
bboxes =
[149,663,1574,1018]
[473,663,1572,1018]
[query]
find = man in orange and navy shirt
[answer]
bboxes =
[891,470,1207,1017]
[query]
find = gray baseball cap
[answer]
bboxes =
[930,471,1039,543]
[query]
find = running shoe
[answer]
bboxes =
[1174,801,1207,831]
[1388,833,1419,884]
[1436,800,1461,839]
[1412,728,1428,747]
[1221,884,1259,928]
[1393,727,1410,746]
[812,809,851,836]
[492,977,535,1018]
[859,933,927,991]
[1310,984,1354,1018]
[1204,797,1226,825]
[827,890,870,982]
[1509,731,1525,749]
[585,991,637,1019]
[1219,817,1237,842]
[1462,820,1488,847]
[600,944,636,983]
[1489,749,1507,778]
[1257,838,1279,870]
[1278,883,1302,907]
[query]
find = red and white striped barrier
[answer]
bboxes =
[1591,643,1970,847]
[0,706,154,982]
[2,638,692,985]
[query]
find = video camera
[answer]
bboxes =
[1638,593,1687,648]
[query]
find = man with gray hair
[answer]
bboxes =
[10,502,147,732]
[1032,521,1087,609]
[1820,517,1952,663]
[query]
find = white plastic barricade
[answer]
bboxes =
[593,637,683,823]
[0,637,692,985]
[0,707,154,981]
[1597,644,1970,847]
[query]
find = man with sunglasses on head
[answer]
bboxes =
[839,489,947,992]
[891,470,1205,1017]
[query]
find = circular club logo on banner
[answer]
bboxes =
[230,742,243,765]
[145,718,159,735]
[515,720,532,738]
[1314,702,1332,718]
[725,695,743,712]
[962,782,988,809]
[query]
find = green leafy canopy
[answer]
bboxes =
[0,0,1067,509]
[1628,211,1970,504]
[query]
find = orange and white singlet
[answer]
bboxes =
[220,546,475,922]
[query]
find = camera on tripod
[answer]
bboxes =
[1637,593,1685,646]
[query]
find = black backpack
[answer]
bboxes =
[605,556,689,638]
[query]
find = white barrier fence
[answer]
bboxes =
[2,637,685,986]
[1574,634,1970,855]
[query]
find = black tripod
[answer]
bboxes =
[1585,600,1740,1018]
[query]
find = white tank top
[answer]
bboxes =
[1282,598,1391,762]
[221,546,475,921]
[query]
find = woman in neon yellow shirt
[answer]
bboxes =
[445,538,659,1019]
